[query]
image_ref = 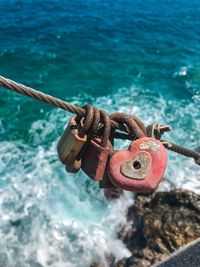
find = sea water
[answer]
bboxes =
[0,1,199,266]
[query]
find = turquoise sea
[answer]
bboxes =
[0,0,200,266]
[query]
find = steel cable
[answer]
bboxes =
[0,75,200,164]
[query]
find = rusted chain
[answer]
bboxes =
[0,75,200,163]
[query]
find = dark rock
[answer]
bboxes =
[114,258,127,267]
[155,238,200,267]
[195,147,200,152]
[116,189,200,267]
[104,188,124,199]
[90,262,106,267]
[90,254,115,267]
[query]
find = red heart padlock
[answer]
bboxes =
[107,137,167,192]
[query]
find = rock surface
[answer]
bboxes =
[91,189,200,267]
[115,189,200,267]
[104,188,124,199]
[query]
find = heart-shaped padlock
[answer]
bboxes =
[107,137,167,192]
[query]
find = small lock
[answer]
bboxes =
[81,137,113,180]
[81,110,112,181]
[57,116,87,172]
[107,137,168,192]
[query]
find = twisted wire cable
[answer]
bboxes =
[0,75,85,115]
[162,140,200,162]
[0,75,200,163]
[0,75,124,131]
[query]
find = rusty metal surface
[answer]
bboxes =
[140,139,161,152]
[120,152,151,180]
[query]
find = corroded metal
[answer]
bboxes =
[140,140,160,152]
[120,152,151,180]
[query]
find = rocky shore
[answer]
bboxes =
[92,189,200,267]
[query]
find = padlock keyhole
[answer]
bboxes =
[133,160,141,170]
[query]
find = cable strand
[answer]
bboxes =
[1,75,200,163]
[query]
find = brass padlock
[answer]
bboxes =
[57,105,94,173]
[57,117,87,172]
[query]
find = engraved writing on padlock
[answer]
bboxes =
[107,137,168,192]
[57,117,87,169]
[81,137,112,181]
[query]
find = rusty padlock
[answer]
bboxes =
[57,116,86,172]
[107,137,168,192]
[57,105,94,173]
[98,145,118,189]
[81,110,112,181]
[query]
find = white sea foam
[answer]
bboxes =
[0,85,199,266]
[0,137,132,267]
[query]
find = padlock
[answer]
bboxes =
[57,116,87,172]
[57,105,94,173]
[65,152,82,173]
[81,137,113,180]
[81,110,112,181]
[107,137,168,192]
[97,130,118,189]
[99,112,146,188]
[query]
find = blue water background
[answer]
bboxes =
[0,1,200,266]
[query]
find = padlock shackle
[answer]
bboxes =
[100,110,111,148]
[75,108,111,161]
[146,123,172,139]
[109,113,146,139]
[76,105,94,137]
[88,107,101,139]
